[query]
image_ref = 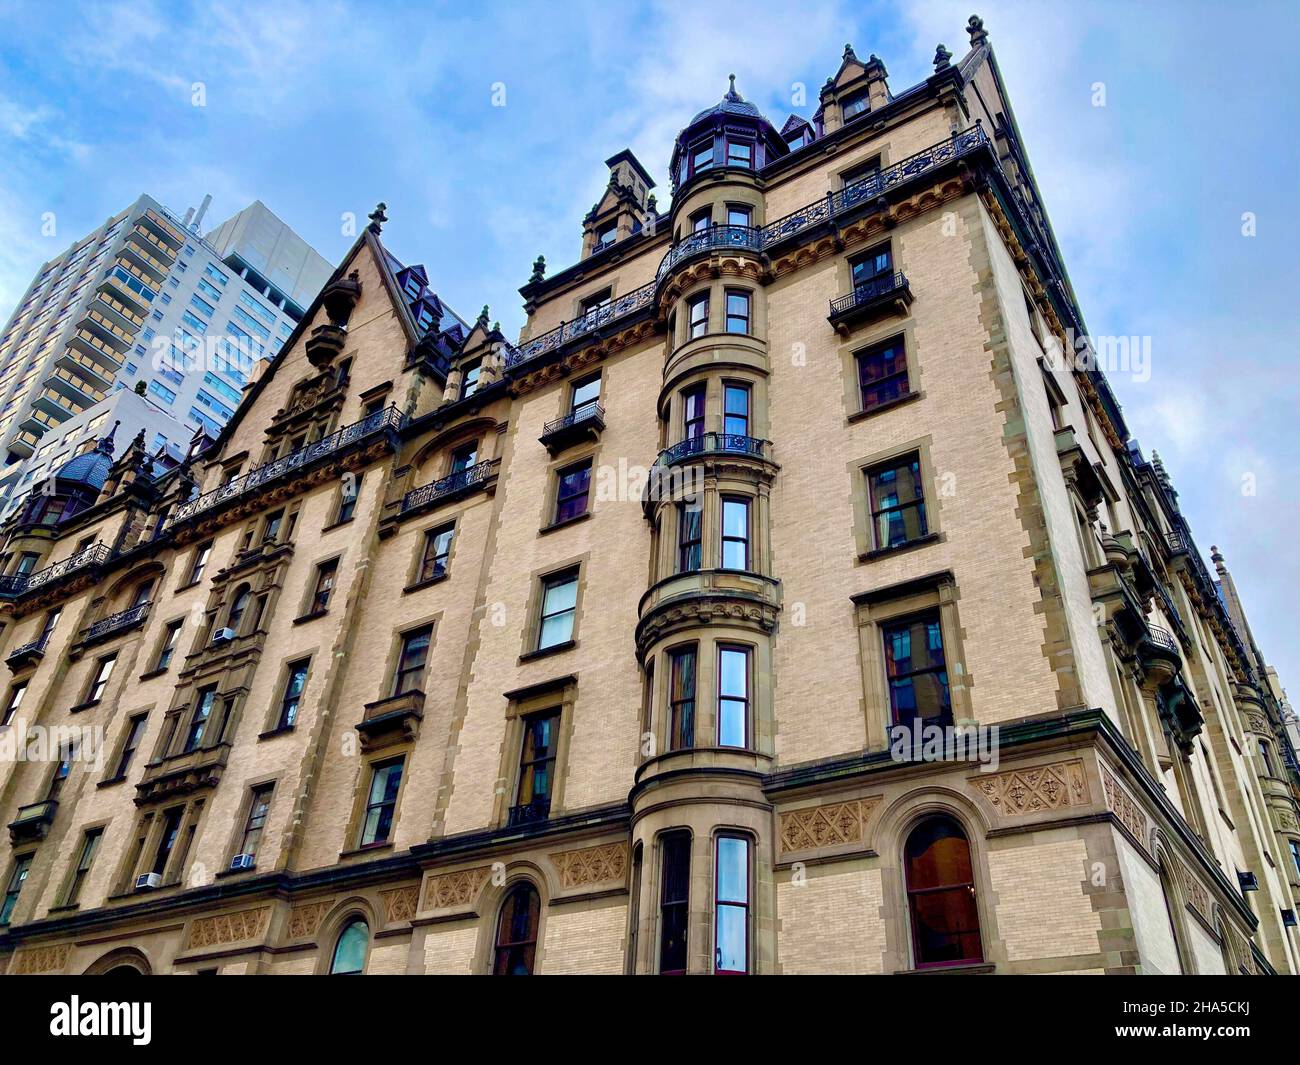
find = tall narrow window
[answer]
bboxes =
[129,578,155,609]
[154,619,183,671]
[867,454,928,550]
[682,384,706,440]
[720,497,750,570]
[418,525,455,583]
[152,807,184,877]
[359,758,403,847]
[1290,840,1300,881]
[659,833,691,974]
[2,682,28,727]
[84,654,116,705]
[537,570,578,650]
[226,586,252,635]
[570,373,601,413]
[336,473,363,523]
[261,509,283,545]
[512,710,560,825]
[883,613,951,726]
[714,836,750,973]
[36,608,61,649]
[310,559,338,614]
[717,646,750,748]
[450,441,478,474]
[904,817,983,967]
[493,883,541,975]
[392,627,432,696]
[183,687,217,752]
[724,290,750,334]
[460,358,482,399]
[668,647,697,751]
[236,785,273,861]
[186,542,212,585]
[330,918,368,975]
[687,293,709,339]
[553,460,592,524]
[15,553,39,576]
[691,140,713,174]
[65,828,103,906]
[277,660,310,729]
[856,337,910,411]
[723,384,750,438]
[689,208,712,233]
[677,502,702,573]
[1,855,32,924]
[46,745,74,802]
[112,714,148,780]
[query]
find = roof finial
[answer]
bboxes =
[726,73,739,101]
[96,420,120,456]
[529,255,546,284]
[933,44,953,72]
[367,201,388,234]
[967,14,989,47]
[843,43,857,62]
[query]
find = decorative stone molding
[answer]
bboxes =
[550,842,628,888]
[185,905,270,950]
[1100,766,1148,847]
[287,900,331,940]
[972,759,1089,816]
[422,865,492,910]
[778,797,880,856]
[635,594,779,660]
[379,885,420,924]
[1176,860,1211,918]
[12,943,69,974]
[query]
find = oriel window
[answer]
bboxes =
[714,836,750,973]
[668,646,697,751]
[720,497,750,570]
[716,646,750,748]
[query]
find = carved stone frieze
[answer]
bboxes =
[550,842,628,888]
[778,797,881,855]
[973,759,1089,816]
[422,865,492,910]
[186,905,270,950]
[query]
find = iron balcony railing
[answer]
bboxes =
[5,635,51,665]
[506,283,656,369]
[84,602,151,644]
[829,272,911,317]
[541,400,604,438]
[655,224,763,284]
[10,542,113,597]
[762,124,990,249]
[657,432,768,466]
[401,459,499,513]
[507,797,552,828]
[169,406,405,526]
[1143,625,1179,655]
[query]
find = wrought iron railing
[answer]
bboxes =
[401,459,499,513]
[1143,625,1179,655]
[761,125,990,249]
[655,224,763,284]
[19,543,112,596]
[5,635,50,663]
[507,797,551,828]
[657,432,767,466]
[829,272,911,316]
[169,406,405,526]
[506,283,657,369]
[84,602,151,643]
[541,401,604,438]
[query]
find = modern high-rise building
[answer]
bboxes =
[0,196,332,518]
[0,16,1296,976]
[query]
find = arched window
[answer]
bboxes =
[492,883,541,975]
[226,586,252,634]
[904,816,983,968]
[329,917,368,975]
[1157,862,1186,974]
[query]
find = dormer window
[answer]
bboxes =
[460,358,482,399]
[691,140,714,174]
[842,90,870,121]
[416,306,435,331]
[785,130,809,150]
[594,224,617,251]
[725,138,753,168]
[402,276,422,300]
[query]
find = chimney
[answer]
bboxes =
[192,193,212,232]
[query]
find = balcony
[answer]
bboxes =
[355,690,425,751]
[3,543,113,601]
[5,635,51,672]
[507,797,552,828]
[47,368,108,407]
[8,799,58,844]
[18,405,63,437]
[68,326,126,371]
[539,401,605,452]
[505,282,656,371]
[400,459,499,515]
[99,269,155,316]
[655,224,764,288]
[55,349,116,391]
[7,431,40,458]
[119,240,171,282]
[655,432,769,467]
[33,388,82,421]
[137,742,232,805]
[304,323,347,368]
[828,272,913,332]
[88,291,146,331]
[81,602,150,648]
[140,208,187,249]
[168,406,406,528]
[81,305,136,350]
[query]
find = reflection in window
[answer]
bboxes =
[882,613,951,726]
[867,454,927,550]
[714,836,750,973]
[904,817,982,968]
[330,918,368,974]
[717,646,750,748]
[493,883,541,974]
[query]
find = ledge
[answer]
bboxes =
[861,531,943,563]
[539,511,592,536]
[846,389,923,423]
[519,639,576,664]
[292,609,328,626]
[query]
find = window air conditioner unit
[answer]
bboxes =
[229,853,255,871]
[211,627,236,644]
[135,872,162,891]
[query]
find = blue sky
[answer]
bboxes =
[1,0,1297,692]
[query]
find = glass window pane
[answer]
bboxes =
[330,919,368,974]
[543,576,577,616]
[716,837,748,903]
